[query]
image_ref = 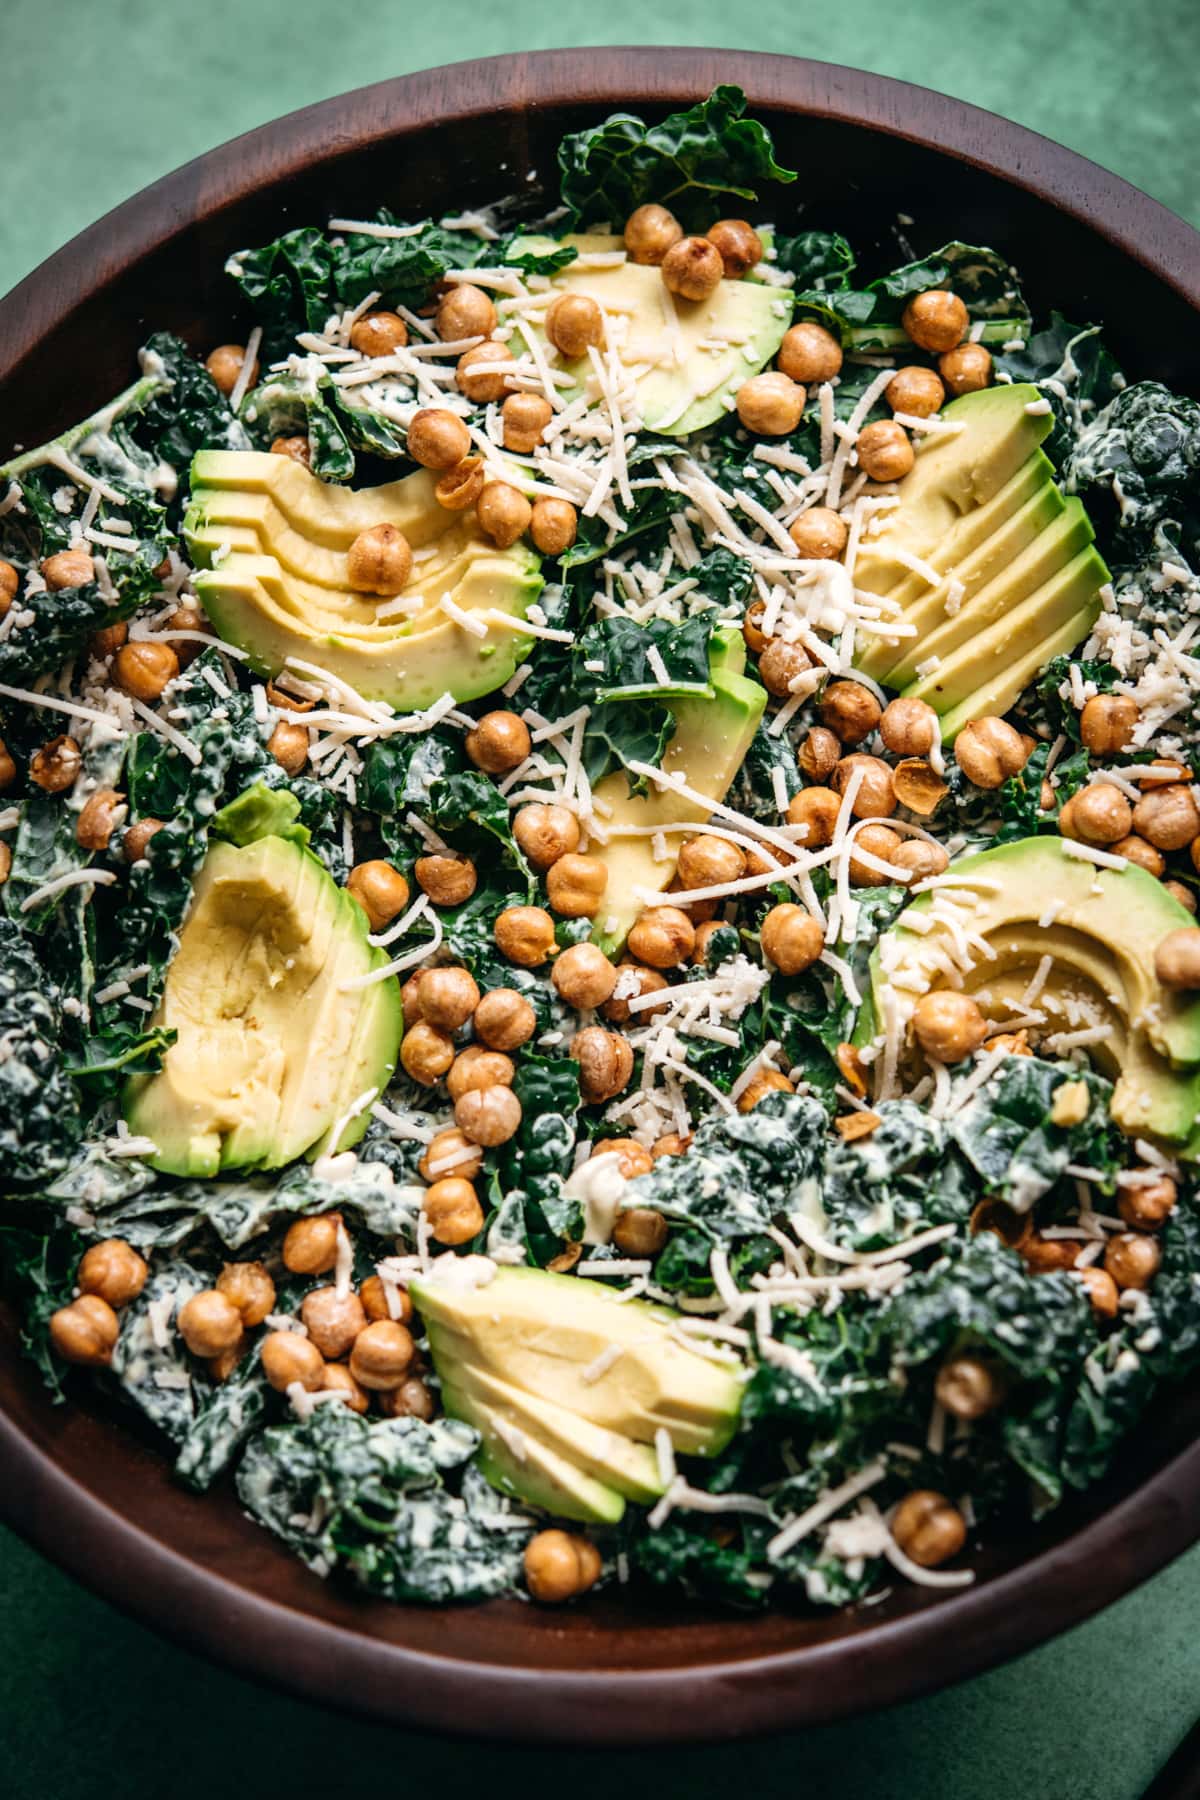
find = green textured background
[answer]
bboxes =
[2,2,1199,1793]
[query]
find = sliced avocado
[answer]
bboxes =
[709,624,747,678]
[124,816,402,1175]
[589,665,768,955]
[937,599,1102,742]
[442,1380,628,1525]
[866,836,1200,1149]
[517,232,791,437]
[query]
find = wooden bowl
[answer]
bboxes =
[2,48,1199,1744]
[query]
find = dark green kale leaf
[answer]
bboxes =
[0,1221,89,1400]
[821,1101,976,1248]
[947,1056,1120,1210]
[239,373,357,482]
[794,242,1029,351]
[137,333,249,480]
[225,227,337,362]
[729,718,802,822]
[0,920,83,1190]
[632,1513,774,1609]
[558,438,686,567]
[558,85,796,233]
[771,230,855,290]
[994,314,1122,469]
[174,1340,271,1492]
[359,726,531,889]
[330,217,487,313]
[489,1056,584,1263]
[1064,381,1200,564]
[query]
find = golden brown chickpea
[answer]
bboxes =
[856,419,915,482]
[270,435,311,466]
[1165,880,1198,913]
[77,1238,148,1309]
[798,727,842,782]
[0,842,10,886]
[1077,1266,1120,1319]
[530,497,579,556]
[545,292,604,359]
[602,962,670,1023]
[613,1206,669,1257]
[114,639,179,702]
[178,1290,244,1359]
[299,1286,367,1361]
[705,218,763,278]
[88,620,128,659]
[123,817,164,863]
[847,823,902,886]
[473,986,537,1052]
[346,522,412,595]
[420,965,481,1032]
[524,1528,602,1604]
[892,1490,967,1567]
[415,853,477,907]
[939,342,993,395]
[886,365,946,418]
[407,407,472,471]
[1086,691,1144,756]
[435,455,486,511]
[75,787,125,852]
[455,341,515,403]
[820,680,882,746]
[890,837,951,882]
[267,720,309,776]
[628,905,696,969]
[318,1362,368,1414]
[741,599,770,655]
[756,636,811,698]
[662,235,724,301]
[205,342,258,395]
[349,1319,416,1391]
[788,506,848,560]
[677,834,746,890]
[592,1137,654,1179]
[216,1260,276,1327]
[499,392,553,455]
[1111,834,1165,877]
[737,1068,795,1113]
[422,1177,485,1247]
[435,284,496,342]
[163,603,210,669]
[349,309,410,358]
[892,760,948,817]
[495,904,557,967]
[445,1044,516,1100]
[380,1374,436,1420]
[553,942,618,1010]
[513,803,580,870]
[545,852,608,919]
[262,1331,325,1393]
[1155,926,1200,989]
[1119,1174,1177,1232]
[880,695,937,757]
[652,1132,692,1159]
[456,1083,522,1147]
[934,1355,1005,1421]
[346,859,410,932]
[419,1127,485,1185]
[901,291,969,353]
[283,1213,343,1276]
[0,739,15,794]
[736,371,805,436]
[831,752,896,817]
[1022,1234,1081,1273]
[1139,758,1194,789]
[42,547,95,590]
[1062,783,1132,846]
[49,1294,120,1367]
[787,785,841,848]
[477,480,533,549]
[624,203,684,265]
[912,990,988,1062]
[360,1274,413,1326]
[400,1020,456,1086]
[1105,1231,1162,1291]
[466,709,531,775]
[777,321,843,385]
[30,734,81,793]
[1133,783,1200,851]
[761,903,824,975]
[954,716,1029,789]
[571,1026,634,1103]
[0,560,17,609]
[206,1334,249,1383]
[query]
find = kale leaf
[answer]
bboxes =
[994,314,1122,470]
[1064,381,1200,564]
[772,230,855,290]
[947,1056,1121,1211]
[0,920,83,1190]
[794,242,1029,351]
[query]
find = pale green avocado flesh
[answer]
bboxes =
[865,836,1200,1152]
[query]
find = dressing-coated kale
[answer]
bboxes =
[1065,381,1200,561]
[0,920,83,1190]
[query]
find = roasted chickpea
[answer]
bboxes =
[1022,1235,1081,1274]
[737,1068,795,1112]
[530,497,579,556]
[349,309,410,357]
[901,290,969,353]
[545,293,604,359]
[422,1177,485,1247]
[282,1213,342,1276]
[601,962,670,1024]
[892,760,949,817]
[345,860,409,934]
[1105,1231,1162,1291]
[407,407,472,471]
[756,636,810,699]
[890,837,950,882]
[114,639,179,701]
[592,1137,654,1179]
[435,455,486,511]
[0,560,17,609]
[420,966,481,1032]
[456,1083,522,1147]
[777,321,843,385]
[820,680,882,746]
[319,1362,369,1414]
[1119,1174,1177,1232]
[346,522,412,595]
[662,235,724,301]
[705,218,763,278]
[546,852,608,918]
[400,1020,456,1086]
[419,1127,485,1184]
[571,1026,634,1103]
[939,342,993,395]
[831,753,896,817]
[553,942,618,1010]
[300,1286,367,1361]
[465,709,531,775]
[788,507,848,560]
[435,283,496,341]
[886,365,946,418]
[847,823,903,886]
[178,1290,244,1359]
[934,1355,1004,1421]
[652,1132,692,1159]
[30,735,81,793]
[267,720,309,776]
[360,1275,412,1326]
[624,203,683,265]
[787,785,841,848]
[445,1045,515,1100]
[892,1490,967,1567]
[1112,834,1165,877]
[613,1206,669,1257]
[207,1335,249,1383]
[75,787,125,852]
[741,599,770,654]
[1086,684,1144,748]
[880,695,937,757]
[736,371,805,436]
[524,1528,602,1604]
[761,903,824,975]
[262,1331,325,1393]
[163,602,209,669]
[216,1260,276,1327]
[798,727,842,782]
[42,548,95,590]
[1061,783,1132,846]
[415,853,477,907]
[477,480,533,549]
[1077,1266,1120,1319]
[628,905,695,969]
[77,1238,148,1309]
[49,1295,119,1367]
[509,803,578,873]
[954,716,1029,789]
[205,342,258,395]
[501,392,554,454]
[270,434,311,466]
[1133,783,1200,851]
[123,817,164,863]
[912,990,988,1062]
[349,1318,415,1390]
[455,341,515,403]
[380,1375,436,1420]
[1155,926,1200,990]
[0,740,15,795]
[1165,880,1198,912]
[88,620,128,659]
[667,878,721,925]
[677,834,746,890]
[856,419,914,482]
[495,904,557,967]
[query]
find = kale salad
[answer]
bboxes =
[2,86,1200,1615]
